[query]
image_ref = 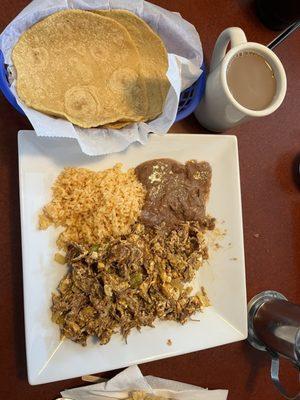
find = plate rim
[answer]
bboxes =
[18,131,247,385]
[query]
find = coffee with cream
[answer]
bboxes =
[226,51,276,111]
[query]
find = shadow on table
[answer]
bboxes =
[9,141,27,381]
[275,151,300,297]
[241,342,269,392]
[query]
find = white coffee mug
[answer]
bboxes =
[194,27,287,132]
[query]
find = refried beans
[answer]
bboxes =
[135,158,214,230]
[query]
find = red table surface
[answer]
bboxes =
[0,1,299,399]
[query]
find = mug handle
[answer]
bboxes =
[210,27,247,72]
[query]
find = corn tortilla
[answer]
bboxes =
[94,9,170,121]
[12,10,148,128]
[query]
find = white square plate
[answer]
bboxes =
[18,131,247,385]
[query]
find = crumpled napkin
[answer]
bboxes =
[0,0,203,156]
[61,365,228,400]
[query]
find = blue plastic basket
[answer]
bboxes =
[0,49,206,122]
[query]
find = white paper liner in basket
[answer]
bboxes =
[0,0,203,156]
[61,366,228,400]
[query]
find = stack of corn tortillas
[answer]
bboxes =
[11,9,169,129]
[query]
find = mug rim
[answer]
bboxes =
[220,42,287,117]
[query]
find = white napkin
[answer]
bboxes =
[0,0,203,156]
[61,366,228,400]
